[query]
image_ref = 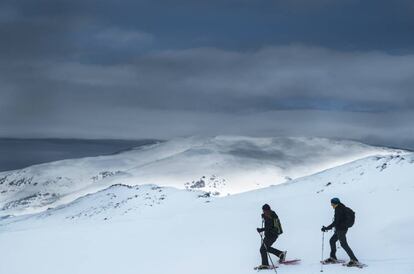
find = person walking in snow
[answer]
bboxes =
[256,204,286,269]
[321,197,360,267]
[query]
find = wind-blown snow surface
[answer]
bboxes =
[0,153,413,274]
[0,136,405,215]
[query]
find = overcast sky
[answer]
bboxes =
[1,0,414,149]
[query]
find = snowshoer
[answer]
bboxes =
[257,204,286,268]
[321,198,359,267]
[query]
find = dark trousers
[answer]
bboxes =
[329,229,358,261]
[260,236,283,265]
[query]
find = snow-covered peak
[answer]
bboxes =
[0,136,406,216]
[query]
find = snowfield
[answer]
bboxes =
[0,136,405,216]
[0,148,413,274]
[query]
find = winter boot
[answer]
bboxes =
[279,251,287,263]
[322,257,338,264]
[345,260,359,267]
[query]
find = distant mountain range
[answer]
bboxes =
[0,136,406,216]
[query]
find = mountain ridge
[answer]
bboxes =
[0,136,407,216]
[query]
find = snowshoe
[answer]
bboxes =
[280,259,301,265]
[321,258,345,264]
[343,260,367,268]
[254,265,277,270]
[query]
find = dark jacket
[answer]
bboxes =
[327,203,348,231]
[259,210,283,238]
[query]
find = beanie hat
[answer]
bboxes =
[262,204,271,210]
[330,197,340,205]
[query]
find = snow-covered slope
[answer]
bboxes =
[0,153,413,274]
[0,136,405,216]
[0,184,210,228]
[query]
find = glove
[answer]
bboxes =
[321,226,327,232]
[257,228,264,233]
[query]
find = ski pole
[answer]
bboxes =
[258,231,278,274]
[320,231,325,272]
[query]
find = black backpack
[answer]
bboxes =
[344,207,355,228]
[273,215,283,235]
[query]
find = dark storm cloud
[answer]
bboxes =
[0,0,414,149]
[7,46,412,112]
[1,0,414,63]
[1,46,414,147]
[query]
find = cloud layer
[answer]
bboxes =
[0,0,413,149]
